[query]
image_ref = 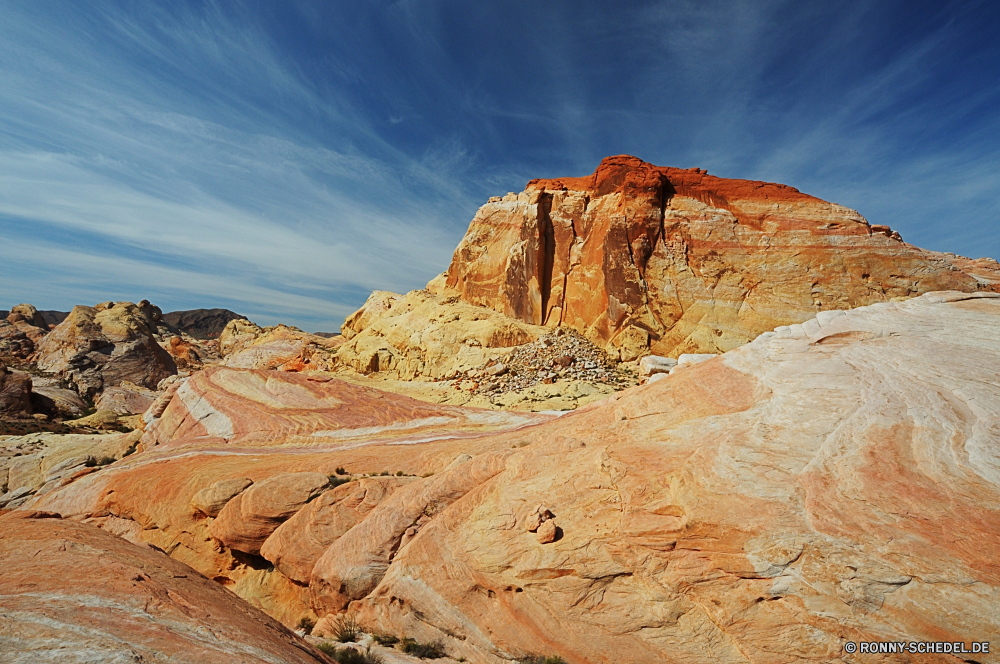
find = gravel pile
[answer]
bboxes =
[447,328,638,396]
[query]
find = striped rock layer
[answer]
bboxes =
[0,511,328,664]
[440,155,1000,359]
[19,292,1000,663]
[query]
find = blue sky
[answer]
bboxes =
[1,0,998,331]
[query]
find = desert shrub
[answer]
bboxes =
[400,637,446,659]
[332,614,361,643]
[297,616,316,634]
[519,657,567,664]
[335,466,348,475]
[329,646,385,664]
[328,475,351,489]
[316,641,338,656]
[372,633,399,646]
[379,471,389,476]
[395,470,404,476]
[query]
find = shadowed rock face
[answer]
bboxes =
[24,292,1000,663]
[442,155,1000,360]
[0,360,32,417]
[162,308,245,339]
[35,301,177,398]
[0,511,329,664]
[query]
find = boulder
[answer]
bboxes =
[0,304,50,361]
[95,382,159,415]
[191,477,253,517]
[34,302,177,398]
[0,512,328,664]
[0,360,32,416]
[260,476,410,584]
[439,155,1000,359]
[209,472,337,555]
[638,354,677,376]
[218,318,264,356]
[9,303,48,330]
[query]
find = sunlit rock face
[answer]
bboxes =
[441,155,1000,359]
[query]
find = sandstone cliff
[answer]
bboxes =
[23,291,1000,662]
[438,155,1000,359]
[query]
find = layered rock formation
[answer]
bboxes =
[20,291,1000,662]
[29,367,549,625]
[35,301,177,398]
[0,511,329,664]
[438,155,1000,359]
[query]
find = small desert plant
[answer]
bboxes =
[371,633,399,647]
[85,455,116,467]
[379,471,389,476]
[329,646,385,664]
[297,616,316,634]
[332,614,361,643]
[395,470,404,476]
[334,466,348,475]
[400,637,446,659]
[316,641,338,656]
[328,475,351,489]
[519,656,567,664]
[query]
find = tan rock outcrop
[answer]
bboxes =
[0,304,50,360]
[335,289,546,379]
[0,511,328,664]
[34,302,177,398]
[0,360,32,417]
[219,321,341,372]
[191,476,253,517]
[260,476,411,584]
[210,472,334,555]
[441,155,1000,359]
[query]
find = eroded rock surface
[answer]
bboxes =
[0,511,329,664]
[441,155,1000,359]
[22,292,1000,663]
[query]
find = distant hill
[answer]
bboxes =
[312,332,341,338]
[162,309,246,339]
[1,309,68,326]
[38,310,70,327]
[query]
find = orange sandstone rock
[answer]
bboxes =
[442,155,1000,359]
[0,511,328,664]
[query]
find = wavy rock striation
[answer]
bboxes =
[22,292,1000,662]
[0,511,328,664]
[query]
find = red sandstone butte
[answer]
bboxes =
[440,155,1000,359]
